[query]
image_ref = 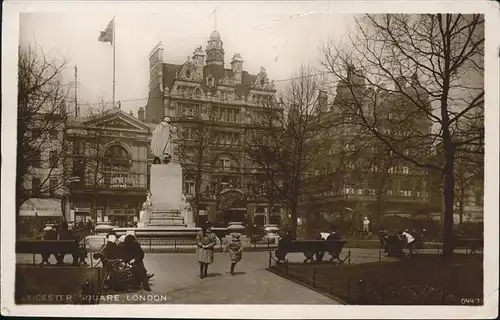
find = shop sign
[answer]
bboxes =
[19,198,62,217]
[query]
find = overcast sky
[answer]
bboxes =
[19,2,355,116]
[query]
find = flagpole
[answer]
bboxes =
[112,16,116,109]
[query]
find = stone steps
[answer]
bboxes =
[148,220,187,227]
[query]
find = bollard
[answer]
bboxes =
[312,267,317,287]
[348,249,351,264]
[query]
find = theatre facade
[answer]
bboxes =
[65,111,152,226]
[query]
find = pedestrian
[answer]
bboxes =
[122,234,151,291]
[196,221,217,279]
[362,217,370,234]
[227,233,243,275]
[402,230,416,256]
[40,226,57,265]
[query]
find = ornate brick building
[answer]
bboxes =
[144,30,283,227]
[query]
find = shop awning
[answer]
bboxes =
[19,198,62,217]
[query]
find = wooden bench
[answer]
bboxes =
[452,238,483,254]
[16,240,86,266]
[274,239,347,264]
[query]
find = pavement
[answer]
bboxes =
[15,247,478,304]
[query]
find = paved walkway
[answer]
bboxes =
[104,251,338,304]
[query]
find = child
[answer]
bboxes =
[227,233,243,275]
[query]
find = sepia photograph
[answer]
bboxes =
[1,0,498,318]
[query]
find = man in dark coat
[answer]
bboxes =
[56,222,77,265]
[122,235,151,291]
[40,226,58,265]
[96,232,122,260]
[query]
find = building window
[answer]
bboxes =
[402,190,412,197]
[369,189,376,196]
[357,188,363,195]
[220,158,231,171]
[186,70,191,79]
[49,151,58,168]
[219,109,225,122]
[370,165,379,172]
[50,130,58,140]
[184,181,195,195]
[49,178,58,196]
[388,166,395,173]
[387,189,393,196]
[402,166,409,174]
[73,140,85,155]
[32,150,41,168]
[416,191,421,197]
[103,145,131,188]
[32,178,41,196]
[388,112,393,119]
[32,128,42,138]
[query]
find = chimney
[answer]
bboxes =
[231,53,244,84]
[138,107,145,121]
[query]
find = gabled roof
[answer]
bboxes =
[162,62,262,99]
[76,110,152,132]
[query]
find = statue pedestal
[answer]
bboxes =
[150,163,182,212]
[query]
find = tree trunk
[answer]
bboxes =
[442,147,456,258]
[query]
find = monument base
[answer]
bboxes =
[150,163,182,212]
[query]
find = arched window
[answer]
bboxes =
[103,145,130,188]
[195,88,201,98]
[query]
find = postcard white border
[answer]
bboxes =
[2,1,499,318]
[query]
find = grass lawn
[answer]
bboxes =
[269,254,483,305]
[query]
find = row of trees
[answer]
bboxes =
[243,14,484,258]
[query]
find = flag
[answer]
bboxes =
[98,18,114,45]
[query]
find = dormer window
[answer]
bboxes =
[260,79,265,86]
[207,76,214,87]
[186,70,191,79]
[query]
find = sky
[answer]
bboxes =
[19,2,355,116]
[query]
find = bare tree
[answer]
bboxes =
[176,122,216,226]
[244,65,338,238]
[17,45,72,236]
[322,14,484,257]
[69,98,116,221]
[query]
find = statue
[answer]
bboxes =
[142,191,152,210]
[181,193,192,212]
[151,116,178,164]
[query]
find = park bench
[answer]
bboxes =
[16,240,86,266]
[15,240,104,304]
[451,238,483,254]
[273,239,347,264]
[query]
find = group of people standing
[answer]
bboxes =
[195,221,243,278]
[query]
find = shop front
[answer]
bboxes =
[107,206,136,227]
[18,198,64,238]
